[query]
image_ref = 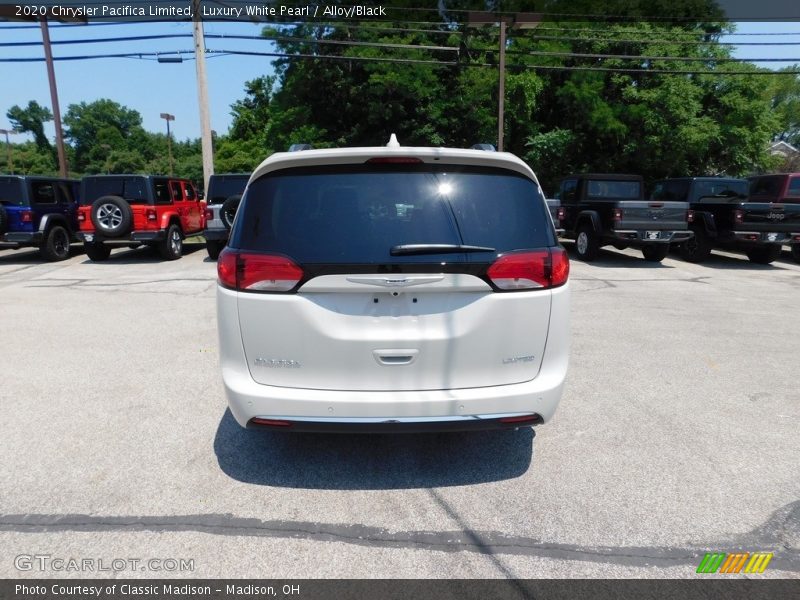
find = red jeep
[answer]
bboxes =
[77,175,206,261]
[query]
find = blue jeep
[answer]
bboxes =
[0,175,80,261]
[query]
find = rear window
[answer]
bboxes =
[0,177,25,206]
[230,164,554,263]
[80,177,149,205]
[788,177,800,197]
[207,175,248,203]
[586,179,641,199]
[695,180,748,199]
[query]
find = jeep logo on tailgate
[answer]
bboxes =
[767,212,785,220]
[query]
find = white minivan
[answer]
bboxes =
[217,138,570,432]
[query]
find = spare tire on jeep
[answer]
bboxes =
[0,205,7,235]
[90,195,132,238]
[221,194,242,230]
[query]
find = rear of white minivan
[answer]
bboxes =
[217,149,570,432]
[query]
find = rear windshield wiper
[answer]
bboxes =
[390,244,496,256]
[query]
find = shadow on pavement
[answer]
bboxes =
[214,409,534,490]
[562,242,672,269]
[78,242,205,265]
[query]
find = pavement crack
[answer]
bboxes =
[1,502,798,571]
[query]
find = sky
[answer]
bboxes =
[0,19,799,144]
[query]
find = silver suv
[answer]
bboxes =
[203,173,248,259]
[216,137,570,432]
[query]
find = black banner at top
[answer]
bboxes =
[0,0,799,23]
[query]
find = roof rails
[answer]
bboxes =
[288,144,313,152]
[471,143,496,152]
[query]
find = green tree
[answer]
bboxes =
[6,101,54,153]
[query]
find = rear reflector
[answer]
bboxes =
[487,248,569,291]
[499,414,541,424]
[250,418,292,428]
[217,249,303,293]
[365,157,423,164]
[21,210,33,223]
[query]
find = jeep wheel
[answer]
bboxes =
[84,242,111,262]
[206,239,224,260]
[221,194,242,229]
[612,242,629,251]
[575,224,599,262]
[91,195,132,238]
[0,205,7,235]
[159,224,183,260]
[40,225,71,262]
[642,244,669,262]
[746,245,781,265]
[678,227,711,263]
[792,244,800,264]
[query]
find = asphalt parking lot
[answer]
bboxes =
[0,241,798,579]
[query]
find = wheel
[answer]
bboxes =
[221,194,242,229]
[792,244,800,264]
[84,242,111,262]
[612,242,629,251]
[90,195,132,238]
[575,224,599,261]
[158,223,183,260]
[641,244,669,262]
[0,205,7,235]
[746,245,781,265]
[678,227,712,263]
[40,225,71,261]
[206,239,224,260]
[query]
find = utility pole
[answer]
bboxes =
[192,0,214,192]
[0,129,19,174]
[468,12,541,152]
[160,113,175,176]
[40,17,68,177]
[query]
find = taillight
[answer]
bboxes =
[217,249,303,292]
[687,209,695,223]
[556,207,566,222]
[204,208,213,220]
[613,208,623,222]
[146,209,157,222]
[78,211,86,222]
[21,210,33,223]
[734,209,744,225]
[487,248,569,291]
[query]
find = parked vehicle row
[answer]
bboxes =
[549,172,800,264]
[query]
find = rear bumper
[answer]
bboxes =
[77,230,167,244]
[0,231,44,245]
[218,284,570,430]
[610,229,693,244]
[246,413,544,433]
[730,231,800,244]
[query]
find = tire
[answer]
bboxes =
[0,205,7,235]
[612,242,629,251]
[90,195,132,238]
[575,223,600,262]
[221,195,242,230]
[158,223,183,260]
[641,244,669,262]
[206,239,224,260]
[746,245,781,265]
[792,244,800,264]
[40,225,71,262]
[678,227,712,263]
[84,242,111,262]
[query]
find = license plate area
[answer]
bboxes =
[645,231,662,240]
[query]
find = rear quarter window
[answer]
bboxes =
[230,164,554,264]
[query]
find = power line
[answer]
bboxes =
[521,35,800,47]
[506,49,800,63]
